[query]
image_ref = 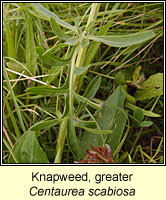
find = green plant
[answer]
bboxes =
[3,3,163,164]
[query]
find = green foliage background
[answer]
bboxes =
[3,3,163,164]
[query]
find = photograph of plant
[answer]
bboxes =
[3,3,163,164]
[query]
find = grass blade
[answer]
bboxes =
[26,15,37,75]
[3,62,26,135]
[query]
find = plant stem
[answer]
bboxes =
[73,3,101,90]
[56,3,101,162]
[55,116,67,163]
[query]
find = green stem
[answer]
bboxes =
[54,116,67,163]
[55,3,101,162]
[73,3,101,90]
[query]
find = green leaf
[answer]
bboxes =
[43,65,63,84]
[6,61,32,76]
[74,92,100,110]
[26,86,68,97]
[37,47,72,64]
[67,118,84,160]
[135,73,163,101]
[125,102,161,117]
[8,131,49,163]
[77,125,112,134]
[133,108,144,122]
[81,86,127,153]
[55,117,67,163]
[139,121,153,127]
[3,17,15,59]
[50,17,71,40]
[114,71,125,88]
[54,147,62,163]
[30,118,61,132]
[74,65,91,75]
[121,85,136,104]
[73,118,96,129]
[27,66,70,97]
[3,63,26,134]
[26,15,37,75]
[42,43,69,56]
[133,66,141,82]
[88,30,155,47]
[81,38,89,48]
[76,20,114,93]
[32,3,77,32]
[76,75,101,115]
[65,36,82,46]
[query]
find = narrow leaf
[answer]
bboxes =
[32,3,77,32]
[6,61,32,76]
[73,118,96,129]
[67,118,84,160]
[74,92,100,110]
[50,17,71,40]
[42,43,69,56]
[65,36,82,46]
[125,102,161,117]
[30,118,61,132]
[139,121,153,127]
[26,15,37,75]
[74,65,91,75]
[26,86,68,97]
[3,17,15,58]
[76,75,101,115]
[37,47,71,64]
[133,66,142,82]
[88,30,155,47]
[77,125,112,134]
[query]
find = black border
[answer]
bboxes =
[1,1,165,166]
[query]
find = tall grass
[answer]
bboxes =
[3,3,163,164]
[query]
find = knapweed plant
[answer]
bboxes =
[3,3,163,164]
